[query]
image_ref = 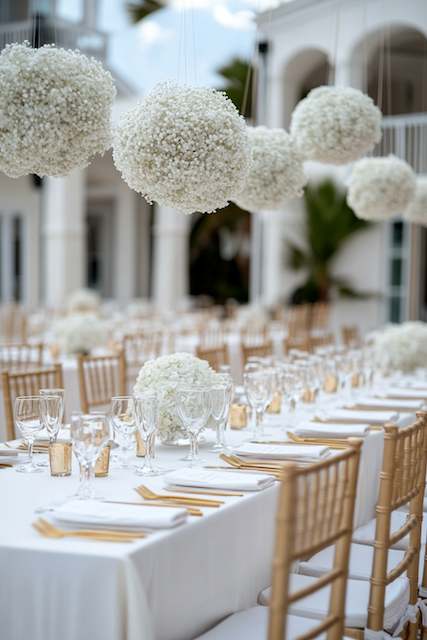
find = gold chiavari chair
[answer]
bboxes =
[196,344,229,372]
[122,332,163,390]
[292,415,427,640]
[342,325,361,348]
[196,441,362,639]
[2,364,64,440]
[242,341,273,365]
[310,302,330,332]
[0,303,27,343]
[77,352,126,414]
[0,343,44,372]
[287,304,311,337]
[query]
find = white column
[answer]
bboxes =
[114,182,137,303]
[152,205,189,312]
[44,169,86,307]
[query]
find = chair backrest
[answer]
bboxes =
[242,341,273,365]
[287,304,311,337]
[0,303,27,343]
[196,344,228,372]
[2,364,64,440]
[341,325,360,347]
[122,333,163,390]
[310,302,330,331]
[77,352,126,414]
[366,414,427,633]
[0,343,44,372]
[268,440,362,640]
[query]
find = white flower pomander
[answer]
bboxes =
[113,82,250,215]
[373,322,427,373]
[0,42,116,178]
[134,353,219,443]
[232,126,307,211]
[347,155,416,220]
[403,176,427,226]
[53,314,109,355]
[66,288,101,315]
[290,86,382,165]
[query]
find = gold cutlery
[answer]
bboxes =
[219,454,283,478]
[102,499,202,517]
[33,518,145,543]
[164,486,244,497]
[286,432,348,449]
[0,463,12,468]
[221,453,284,469]
[135,485,219,509]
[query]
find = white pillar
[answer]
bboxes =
[152,205,189,311]
[261,210,285,306]
[114,182,137,303]
[44,169,86,307]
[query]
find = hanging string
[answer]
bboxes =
[328,0,340,85]
[361,0,368,92]
[189,1,198,85]
[376,27,385,112]
[386,23,392,117]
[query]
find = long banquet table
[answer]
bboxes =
[0,420,387,640]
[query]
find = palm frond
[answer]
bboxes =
[127,1,165,22]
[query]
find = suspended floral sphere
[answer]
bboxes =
[232,126,307,211]
[0,42,116,178]
[347,155,416,221]
[112,82,250,215]
[403,176,427,226]
[290,86,382,165]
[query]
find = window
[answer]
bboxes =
[386,221,409,323]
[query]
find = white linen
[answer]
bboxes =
[347,397,423,411]
[318,409,398,424]
[52,499,187,530]
[293,422,370,438]
[378,387,427,400]
[164,468,275,491]
[231,442,330,461]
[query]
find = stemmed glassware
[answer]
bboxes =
[14,396,43,473]
[110,396,136,469]
[210,374,234,452]
[176,386,212,466]
[70,413,110,499]
[37,390,64,468]
[134,392,161,476]
[243,365,274,438]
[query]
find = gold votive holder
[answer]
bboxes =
[267,392,282,414]
[301,388,316,403]
[351,373,363,388]
[95,445,111,477]
[135,431,146,457]
[230,404,248,429]
[324,374,338,394]
[49,441,72,477]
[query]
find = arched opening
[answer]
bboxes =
[282,48,331,127]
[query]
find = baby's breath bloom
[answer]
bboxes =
[403,176,427,226]
[0,42,116,177]
[53,314,108,355]
[373,322,427,373]
[113,82,250,215]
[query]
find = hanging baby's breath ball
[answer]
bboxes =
[290,86,382,165]
[347,155,416,221]
[232,126,307,211]
[0,42,116,178]
[403,176,427,226]
[112,82,250,215]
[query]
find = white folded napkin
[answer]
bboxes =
[317,409,398,425]
[347,397,423,412]
[164,468,275,492]
[294,423,370,438]
[378,388,427,401]
[52,499,187,530]
[0,455,21,465]
[232,442,330,461]
[0,449,18,457]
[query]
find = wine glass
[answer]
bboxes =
[110,396,136,469]
[70,413,110,499]
[14,396,43,473]
[176,386,212,466]
[210,374,234,452]
[134,392,160,476]
[39,394,64,444]
[243,368,274,438]
[39,388,65,429]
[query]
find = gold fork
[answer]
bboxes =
[132,490,204,516]
[221,453,284,469]
[33,518,145,543]
[136,485,223,507]
[219,454,282,478]
[286,432,348,449]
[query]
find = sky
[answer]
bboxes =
[58,0,282,94]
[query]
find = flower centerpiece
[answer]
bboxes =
[113,82,250,215]
[66,288,101,315]
[134,352,219,444]
[0,42,116,178]
[233,126,306,211]
[373,322,427,373]
[403,176,427,226]
[53,313,109,356]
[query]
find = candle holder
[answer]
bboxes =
[94,445,111,477]
[135,431,146,457]
[267,392,282,414]
[230,404,248,429]
[324,374,338,393]
[49,441,72,477]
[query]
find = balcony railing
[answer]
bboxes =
[374,113,427,175]
[0,19,108,61]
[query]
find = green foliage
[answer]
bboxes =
[216,57,254,119]
[127,1,165,22]
[287,180,371,304]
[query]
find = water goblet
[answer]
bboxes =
[14,396,43,473]
[176,386,212,466]
[210,374,234,452]
[70,413,110,499]
[243,368,274,438]
[134,392,161,476]
[110,396,136,469]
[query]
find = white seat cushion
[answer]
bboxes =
[258,573,409,631]
[353,511,427,550]
[298,543,425,582]
[195,605,353,639]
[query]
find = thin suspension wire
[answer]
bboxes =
[361,0,368,93]
[189,2,198,85]
[386,23,392,117]
[376,27,385,112]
